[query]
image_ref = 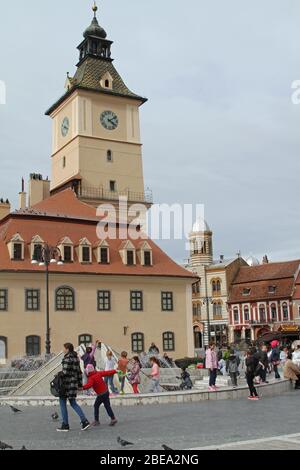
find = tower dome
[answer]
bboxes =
[83,4,107,39]
[246,255,260,267]
[192,218,211,233]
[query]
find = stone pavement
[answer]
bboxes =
[191,433,300,450]
[0,390,300,450]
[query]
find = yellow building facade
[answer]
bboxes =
[0,6,195,363]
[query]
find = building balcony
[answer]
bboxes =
[79,186,153,205]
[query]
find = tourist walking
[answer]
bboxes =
[255,344,269,384]
[226,349,240,388]
[245,348,260,400]
[284,353,300,389]
[128,356,141,394]
[270,340,281,379]
[206,342,218,391]
[117,351,129,395]
[104,350,119,394]
[57,343,90,432]
[280,346,289,367]
[149,356,161,393]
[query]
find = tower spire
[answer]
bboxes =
[92,1,98,18]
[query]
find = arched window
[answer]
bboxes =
[259,305,266,323]
[213,302,222,317]
[271,304,277,321]
[0,336,7,362]
[233,307,239,323]
[105,79,110,88]
[26,336,40,356]
[244,306,250,321]
[78,334,92,347]
[282,302,289,320]
[197,303,201,316]
[131,333,144,353]
[163,332,175,351]
[212,280,216,292]
[216,280,221,292]
[56,287,75,311]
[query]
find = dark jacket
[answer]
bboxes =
[255,350,268,368]
[271,347,280,363]
[245,355,259,377]
[177,370,193,390]
[61,352,82,399]
[226,354,240,374]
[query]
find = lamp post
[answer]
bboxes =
[31,244,63,356]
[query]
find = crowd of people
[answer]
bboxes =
[205,339,300,400]
[53,338,300,431]
[54,342,164,432]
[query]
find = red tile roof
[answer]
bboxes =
[0,189,195,279]
[228,261,300,303]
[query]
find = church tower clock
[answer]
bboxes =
[45,3,152,212]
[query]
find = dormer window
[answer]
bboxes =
[97,240,110,264]
[100,247,109,264]
[119,241,136,266]
[127,250,134,266]
[8,233,24,261]
[268,286,277,294]
[82,246,91,263]
[100,72,113,90]
[13,243,23,260]
[79,238,92,264]
[30,235,44,262]
[64,246,72,262]
[144,251,151,266]
[58,237,74,263]
[138,241,153,266]
[243,288,251,296]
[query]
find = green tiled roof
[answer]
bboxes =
[46,57,147,115]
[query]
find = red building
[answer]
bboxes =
[228,260,300,343]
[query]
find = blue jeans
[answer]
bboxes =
[59,397,87,426]
[94,391,116,422]
[104,375,118,393]
[150,378,160,393]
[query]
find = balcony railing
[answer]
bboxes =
[79,186,153,204]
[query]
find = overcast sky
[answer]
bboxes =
[1,0,300,264]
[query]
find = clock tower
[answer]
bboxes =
[45,3,152,213]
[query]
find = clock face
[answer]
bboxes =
[61,117,69,137]
[100,110,119,130]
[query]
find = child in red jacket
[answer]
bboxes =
[83,364,117,426]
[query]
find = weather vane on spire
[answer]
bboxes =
[92,1,98,17]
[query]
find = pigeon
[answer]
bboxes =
[51,412,59,421]
[162,445,174,451]
[0,441,13,450]
[117,437,134,447]
[10,405,22,413]
[21,446,28,450]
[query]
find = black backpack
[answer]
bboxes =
[50,372,66,398]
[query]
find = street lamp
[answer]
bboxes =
[31,244,63,356]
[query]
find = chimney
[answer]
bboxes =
[262,255,269,264]
[18,177,27,210]
[220,255,224,263]
[28,173,50,207]
[0,198,11,221]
